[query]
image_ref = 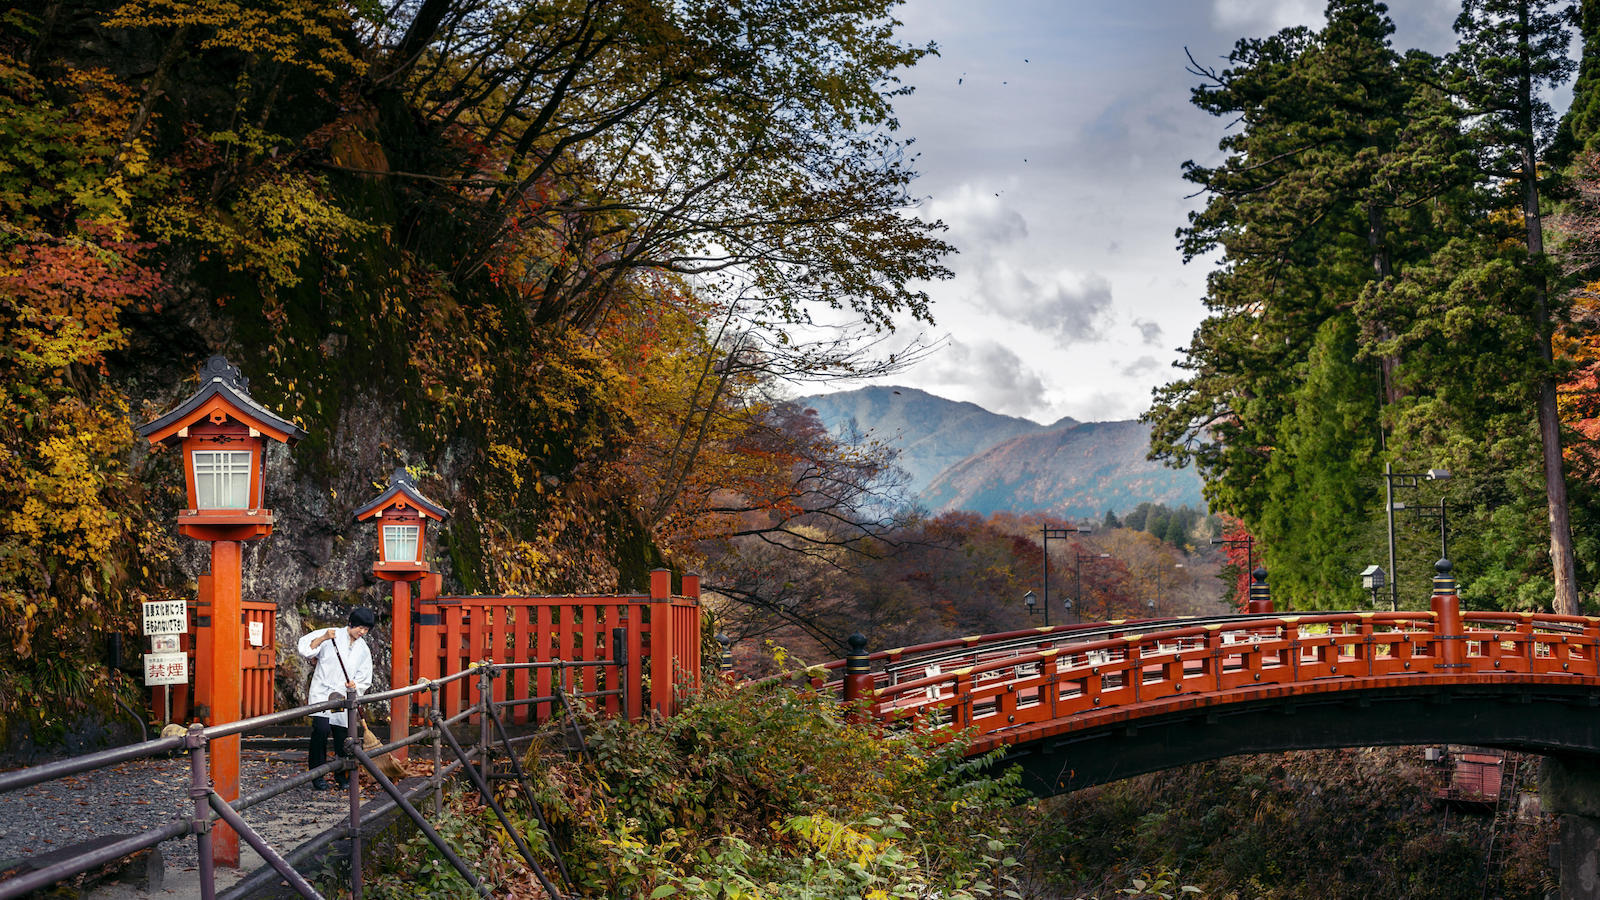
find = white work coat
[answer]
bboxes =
[297,627,372,728]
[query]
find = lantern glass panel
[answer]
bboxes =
[192,449,252,509]
[385,524,420,563]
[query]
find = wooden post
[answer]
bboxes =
[389,579,411,760]
[1431,559,1464,669]
[842,633,871,722]
[416,574,441,688]
[209,540,242,868]
[649,569,674,716]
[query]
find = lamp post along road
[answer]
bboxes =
[138,356,305,868]
[1040,526,1091,626]
[1383,464,1450,610]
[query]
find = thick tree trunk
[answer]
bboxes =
[1518,2,1580,615]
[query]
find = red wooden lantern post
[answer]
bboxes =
[138,356,305,868]
[354,468,447,756]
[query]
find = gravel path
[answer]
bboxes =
[0,745,373,898]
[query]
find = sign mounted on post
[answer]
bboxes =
[247,621,264,647]
[142,600,188,636]
[150,634,180,653]
[144,652,189,686]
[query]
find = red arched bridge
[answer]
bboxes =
[812,589,1600,796]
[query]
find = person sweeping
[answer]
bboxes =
[297,607,374,790]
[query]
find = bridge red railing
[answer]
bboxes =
[838,608,1600,755]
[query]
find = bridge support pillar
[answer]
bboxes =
[1541,755,1600,899]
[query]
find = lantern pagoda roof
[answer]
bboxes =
[138,356,307,446]
[354,468,449,522]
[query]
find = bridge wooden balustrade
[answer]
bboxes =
[822,610,1600,760]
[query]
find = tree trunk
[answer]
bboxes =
[1518,1,1580,615]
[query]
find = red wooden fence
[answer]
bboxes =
[151,568,702,728]
[408,568,701,724]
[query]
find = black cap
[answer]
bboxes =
[349,607,376,628]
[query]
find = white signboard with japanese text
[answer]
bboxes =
[248,621,264,647]
[143,652,188,686]
[142,600,188,636]
[149,634,180,653]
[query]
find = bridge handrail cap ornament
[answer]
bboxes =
[1204,624,1222,631]
[951,666,973,676]
[1358,612,1374,619]
[1039,649,1059,658]
[1280,616,1301,624]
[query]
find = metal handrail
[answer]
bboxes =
[1,647,630,899]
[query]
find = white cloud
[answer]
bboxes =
[918,340,1049,418]
[1209,0,1324,34]
[922,183,1029,251]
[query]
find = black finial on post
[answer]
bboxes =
[1248,566,1272,614]
[1431,559,1456,598]
[843,633,872,709]
[1430,559,1464,668]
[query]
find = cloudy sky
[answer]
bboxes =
[810,0,1470,424]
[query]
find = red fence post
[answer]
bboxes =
[1431,559,1464,670]
[843,633,872,721]
[649,569,675,716]
[682,572,702,693]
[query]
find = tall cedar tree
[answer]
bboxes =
[1147,1,1438,606]
[1452,0,1581,613]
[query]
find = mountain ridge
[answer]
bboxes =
[797,386,1205,517]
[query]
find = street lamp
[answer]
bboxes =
[1151,563,1184,617]
[1392,498,1449,562]
[1040,525,1092,626]
[1023,590,1038,617]
[1383,464,1450,610]
[1075,551,1112,619]
[355,467,448,754]
[138,355,305,869]
[1361,565,1387,610]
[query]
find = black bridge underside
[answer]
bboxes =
[999,682,1600,796]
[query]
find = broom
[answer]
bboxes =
[328,638,406,781]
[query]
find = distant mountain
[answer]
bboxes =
[796,386,1048,495]
[797,386,1206,517]
[920,419,1206,518]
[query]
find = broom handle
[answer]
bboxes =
[327,634,369,732]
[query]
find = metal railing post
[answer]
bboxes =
[612,627,628,717]
[346,694,363,899]
[478,664,494,786]
[187,724,216,900]
[430,681,443,816]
